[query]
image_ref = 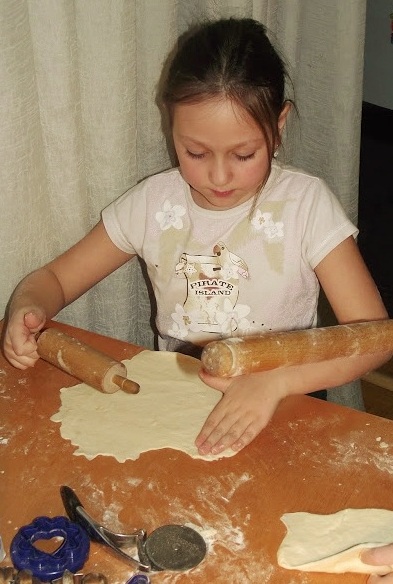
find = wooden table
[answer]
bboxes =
[1,322,393,584]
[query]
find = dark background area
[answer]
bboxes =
[358,101,393,318]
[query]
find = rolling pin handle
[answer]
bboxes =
[37,327,140,395]
[112,374,140,395]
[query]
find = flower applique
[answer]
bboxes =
[155,200,186,231]
[168,303,203,339]
[251,210,284,241]
[215,299,252,336]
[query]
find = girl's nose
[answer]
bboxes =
[208,159,232,187]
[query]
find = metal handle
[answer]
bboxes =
[60,486,150,571]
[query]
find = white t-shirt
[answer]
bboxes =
[102,163,358,351]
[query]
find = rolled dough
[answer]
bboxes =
[51,350,236,462]
[277,508,393,575]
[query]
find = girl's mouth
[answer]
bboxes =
[211,189,234,197]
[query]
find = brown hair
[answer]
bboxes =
[160,18,291,173]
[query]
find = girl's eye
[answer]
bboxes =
[236,152,256,161]
[185,150,256,161]
[186,150,206,160]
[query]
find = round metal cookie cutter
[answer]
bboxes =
[61,486,206,573]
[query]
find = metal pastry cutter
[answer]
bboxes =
[60,486,206,573]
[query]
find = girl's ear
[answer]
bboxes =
[278,101,291,133]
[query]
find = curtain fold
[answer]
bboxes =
[1,0,366,364]
[280,1,366,222]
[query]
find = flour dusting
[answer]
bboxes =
[283,416,393,476]
[195,472,253,504]
[330,435,393,474]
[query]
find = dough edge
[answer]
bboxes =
[51,350,237,462]
[277,509,393,575]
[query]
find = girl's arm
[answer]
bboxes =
[316,235,388,325]
[196,237,392,455]
[272,236,391,399]
[3,221,134,369]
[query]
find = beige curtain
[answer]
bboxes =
[0,0,366,403]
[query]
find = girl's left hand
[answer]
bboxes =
[362,546,393,583]
[195,369,287,455]
[367,575,393,583]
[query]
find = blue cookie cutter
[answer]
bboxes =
[126,576,151,584]
[10,515,90,581]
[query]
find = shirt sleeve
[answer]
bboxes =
[101,179,148,256]
[302,179,359,269]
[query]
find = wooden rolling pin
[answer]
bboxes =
[37,328,140,394]
[201,320,393,377]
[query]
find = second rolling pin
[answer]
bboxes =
[201,320,393,377]
[37,328,140,394]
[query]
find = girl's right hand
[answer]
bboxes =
[3,309,46,369]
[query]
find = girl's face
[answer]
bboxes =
[172,97,288,211]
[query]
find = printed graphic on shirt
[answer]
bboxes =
[251,210,284,241]
[172,242,251,338]
[155,200,186,230]
[250,207,286,274]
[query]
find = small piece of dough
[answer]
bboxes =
[277,508,393,575]
[51,350,237,462]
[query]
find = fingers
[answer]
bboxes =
[3,308,46,369]
[367,575,393,583]
[5,355,38,370]
[195,374,283,456]
[362,545,393,583]
[196,373,257,455]
[196,408,258,455]
[198,369,231,392]
[363,545,393,567]
[3,335,40,369]
[24,310,46,333]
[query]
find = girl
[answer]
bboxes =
[3,18,390,457]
